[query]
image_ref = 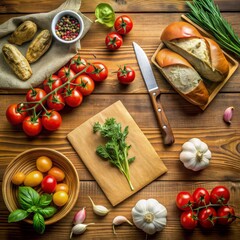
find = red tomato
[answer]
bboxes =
[180,210,198,230]
[42,110,62,131]
[176,192,194,211]
[74,74,95,96]
[105,32,123,50]
[70,55,88,73]
[198,207,217,229]
[210,186,230,204]
[47,93,65,111]
[217,206,236,225]
[6,103,28,125]
[58,66,76,83]
[43,74,63,94]
[114,15,133,35]
[64,88,83,107]
[22,115,42,136]
[26,88,47,112]
[86,62,108,82]
[192,187,210,207]
[41,175,57,193]
[117,65,135,84]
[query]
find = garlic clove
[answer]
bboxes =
[72,207,86,225]
[69,223,95,239]
[223,106,234,124]
[88,196,110,216]
[112,215,133,234]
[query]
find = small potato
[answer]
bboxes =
[12,172,26,185]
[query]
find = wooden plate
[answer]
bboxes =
[2,148,80,225]
[151,16,239,110]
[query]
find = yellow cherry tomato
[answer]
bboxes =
[48,167,65,182]
[36,156,53,172]
[53,191,69,206]
[12,172,26,185]
[24,170,43,187]
[55,183,69,193]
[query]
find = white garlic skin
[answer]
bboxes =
[88,196,110,216]
[113,216,133,226]
[69,223,95,239]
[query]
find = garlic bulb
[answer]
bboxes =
[180,138,211,171]
[131,198,167,235]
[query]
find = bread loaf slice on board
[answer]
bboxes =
[161,21,229,82]
[155,48,209,106]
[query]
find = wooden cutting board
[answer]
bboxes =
[67,101,167,206]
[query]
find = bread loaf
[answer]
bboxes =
[160,21,229,82]
[155,48,209,106]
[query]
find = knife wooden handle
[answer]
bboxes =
[149,88,175,145]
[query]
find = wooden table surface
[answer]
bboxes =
[1,0,240,239]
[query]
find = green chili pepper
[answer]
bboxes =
[95,3,115,27]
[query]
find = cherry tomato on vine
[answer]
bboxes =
[192,187,210,207]
[43,74,63,94]
[180,210,198,230]
[26,88,47,112]
[6,103,28,125]
[210,186,230,204]
[176,191,194,211]
[58,66,76,83]
[105,32,123,50]
[22,115,42,136]
[64,87,83,107]
[86,62,108,82]
[47,93,65,111]
[70,55,88,73]
[74,74,95,96]
[42,110,62,131]
[198,207,217,229]
[117,65,135,84]
[41,175,57,193]
[217,206,236,225]
[114,15,133,35]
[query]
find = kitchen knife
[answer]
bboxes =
[132,42,175,145]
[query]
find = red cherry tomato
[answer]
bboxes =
[198,207,217,229]
[26,88,47,112]
[180,210,198,230]
[22,115,42,137]
[114,15,133,35]
[86,62,108,82]
[210,186,230,204]
[64,88,83,107]
[58,66,76,83]
[217,206,236,225]
[192,187,210,207]
[6,103,28,125]
[41,175,57,193]
[47,93,65,111]
[176,192,194,211]
[70,55,88,73]
[105,32,123,50]
[43,74,63,94]
[74,74,95,96]
[42,110,62,131]
[117,65,135,84]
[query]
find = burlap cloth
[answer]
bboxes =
[0,0,92,89]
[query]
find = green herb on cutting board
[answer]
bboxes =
[95,3,115,27]
[186,0,240,56]
[93,118,135,191]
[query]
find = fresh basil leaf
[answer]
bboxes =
[38,206,57,218]
[95,3,115,27]
[33,213,45,234]
[38,194,52,207]
[8,209,29,223]
[18,186,40,210]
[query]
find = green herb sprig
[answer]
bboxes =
[8,186,57,234]
[186,0,240,56]
[93,118,135,191]
[95,3,115,27]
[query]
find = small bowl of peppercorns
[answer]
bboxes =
[51,10,84,44]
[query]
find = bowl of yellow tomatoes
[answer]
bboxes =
[2,148,80,226]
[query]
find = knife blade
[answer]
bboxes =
[132,42,175,145]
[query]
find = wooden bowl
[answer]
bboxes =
[2,148,80,225]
